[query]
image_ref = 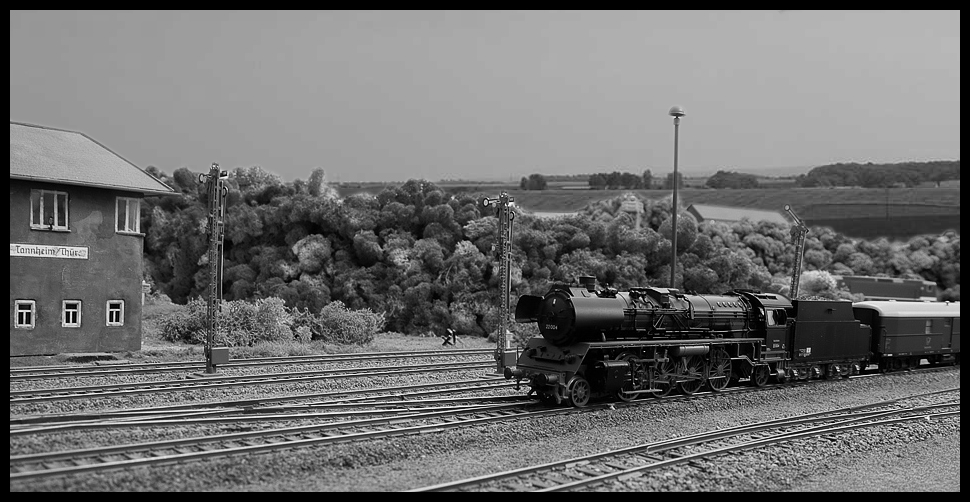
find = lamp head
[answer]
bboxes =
[669,106,685,118]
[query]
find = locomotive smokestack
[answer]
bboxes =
[578,275,596,292]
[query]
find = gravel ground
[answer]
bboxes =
[10,364,959,492]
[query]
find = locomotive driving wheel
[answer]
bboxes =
[565,375,591,408]
[750,365,770,387]
[651,359,676,397]
[706,348,732,392]
[678,355,708,395]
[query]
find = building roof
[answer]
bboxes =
[686,204,789,225]
[853,300,960,318]
[10,121,176,196]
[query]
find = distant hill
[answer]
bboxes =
[463,165,812,184]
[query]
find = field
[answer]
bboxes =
[487,187,961,213]
[505,187,960,239]
[338,184,960,239]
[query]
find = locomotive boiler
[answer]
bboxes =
[506,276,873,407]
[514,275,759,346]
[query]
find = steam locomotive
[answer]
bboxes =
[505,276,960,407]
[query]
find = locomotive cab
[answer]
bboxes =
[733,290,791,353]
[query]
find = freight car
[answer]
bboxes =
[853,301,960,371]
[834,275,939,302]
[506,276,872,407]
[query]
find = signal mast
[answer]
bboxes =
[482,192,517,374]
[198,163,230,375]
[784,204,809,300]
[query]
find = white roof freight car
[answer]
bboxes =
[852,301,960,318]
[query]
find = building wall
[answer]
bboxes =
[9,179,144,356]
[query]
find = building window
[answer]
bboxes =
[106,300,125,326]
[30,189,69,231]
[116,197,141,234]
[15,300,36,329]
[62,300,81,327]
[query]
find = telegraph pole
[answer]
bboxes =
[668,106,685,289]
[482,192,516,374]
[198,163,229,375]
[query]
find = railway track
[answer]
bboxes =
[409,388,961,492]
[10,348,493,381]
[9,401,571,482]
[9,367,958,486]
[9,386,958,484]
[10,360,495,404]
[10,379,525,431]
[12,364,953,426]
[10,397,533,435]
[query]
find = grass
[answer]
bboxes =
[132,301,494,364]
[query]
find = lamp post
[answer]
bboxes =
[668,105,685,289]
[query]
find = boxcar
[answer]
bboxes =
[835,275,938,301]
[852,301,960,370]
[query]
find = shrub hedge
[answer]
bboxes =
[158,296,384,346]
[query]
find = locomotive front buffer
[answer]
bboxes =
[504,338,594,406]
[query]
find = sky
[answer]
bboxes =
[10,10,961,183]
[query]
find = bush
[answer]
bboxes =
[158,297,207,344]
[159,296,294,346]
[940,285,960,302]
[253,297,294,342]
[288,306,320,340]
[315,300,384,345]
[155,296,384,346]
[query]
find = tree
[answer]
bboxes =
[619,172,641,189]
[642,169,653,189]
[171,167,201,195]
[352,230,383,267]
[234,166,289,205]
[663,171,685,189]
[798,270,857,300]
[658,212,698,253]
[557,248,610,286]
[705,170,759,189]
[521,173,548,190]
[307,168,327,197]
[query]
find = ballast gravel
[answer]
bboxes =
[10,363,960,492]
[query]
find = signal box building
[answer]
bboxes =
[10,121,176,356]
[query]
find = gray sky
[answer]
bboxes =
[10,10,961,183]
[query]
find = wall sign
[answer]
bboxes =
[9,243,89,259]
